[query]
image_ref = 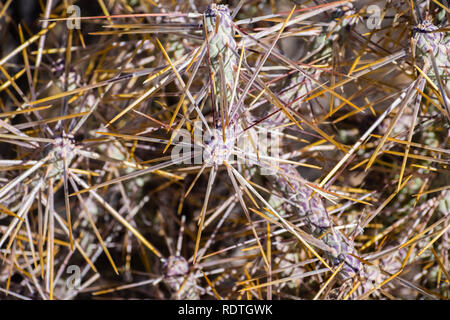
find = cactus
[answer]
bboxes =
[0,0,448,301]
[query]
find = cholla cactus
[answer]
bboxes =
[204,4,237,119]
[413,18,449,109]
[163,255,200,300]
[0,0,448,301]
[414,19,449,68]
[269,164,363,281]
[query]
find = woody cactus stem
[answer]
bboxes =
[270,164,364,281]
[163,255,200,300]
[414,19,450,95]
[258,8,364,282]
[204,4,238,127]
[410,16,450,121]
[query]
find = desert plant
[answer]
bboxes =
[0,0,448,300]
